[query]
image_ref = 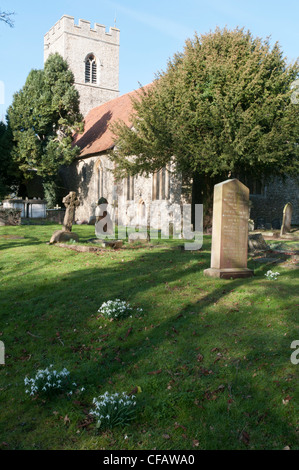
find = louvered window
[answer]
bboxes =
[85,55,97,84]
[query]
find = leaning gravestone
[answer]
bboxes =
[49,192,80,244]
[280,203,293,236]
[204,179,253,279]
[248,233,269,254]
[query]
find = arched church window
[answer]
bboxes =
[126,175,134,201]
[98,165,103,199]
[85,55,97,84]
[152,166,170,200]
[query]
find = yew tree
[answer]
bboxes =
[7,53,83,205]
[110,27,299,224]
[0,122,20,198]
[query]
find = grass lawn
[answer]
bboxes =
[0,224,298,450]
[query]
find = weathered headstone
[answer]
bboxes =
[248,219,255,232]
[62,192,80,231]
[49,191,80,244]
[280,203,293,236]
[204,179,254,279]
[95,198,114,237]
[128,232,149,243]
[248,233,269,254]
[0,208,22,226]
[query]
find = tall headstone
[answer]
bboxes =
[204,179,253,279]
[280,203,293,236]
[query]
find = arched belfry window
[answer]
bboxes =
[85,55,97,84]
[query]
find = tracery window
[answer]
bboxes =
[85,55,97,84]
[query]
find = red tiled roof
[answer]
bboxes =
[73,84,152,157]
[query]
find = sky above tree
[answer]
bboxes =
[0,0,298,121]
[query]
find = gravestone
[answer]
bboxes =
[62,192,80,231]
[204,179,254,279]
[0,208,22,226]
[49,191,80,244]
[248,233,269,254]
[95,198,114,237]
[128,232,149,243]
[280,203,293,236]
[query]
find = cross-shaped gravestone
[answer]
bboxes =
[62,191,80,232]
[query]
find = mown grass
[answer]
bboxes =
[0,224,298,450]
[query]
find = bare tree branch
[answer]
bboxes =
[0,10,15,28]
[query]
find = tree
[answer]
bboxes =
[7,53,83,206]
[0,10,15,27]
[0,121,20,199]
[110,27,299,226]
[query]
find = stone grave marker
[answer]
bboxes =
[204,179,254,279]
[49,191,80,244]
[95,198,114,237]
[0,208,22,226]
[248,233,269,254]
[280,203,293,236]
[128,232,149,243]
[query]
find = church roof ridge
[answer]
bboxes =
[73,83,153,157]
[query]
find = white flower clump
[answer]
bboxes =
[24,365,78,396]
[265,270,280,280]
[98,299,143,320]
[90,391,137,429]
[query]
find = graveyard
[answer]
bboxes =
[1,5,299,453]
[0,219,298,450]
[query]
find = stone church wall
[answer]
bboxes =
[250,176,299,227]
[60,155,184,226]
[44,15,120,116]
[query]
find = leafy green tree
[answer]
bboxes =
[7,53,83,206]
[110,27,299,225]
[0,122,20,199]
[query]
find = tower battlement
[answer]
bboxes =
[44,15,120,117]
[44,15,120,46]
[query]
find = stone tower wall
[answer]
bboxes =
[44,15,120,116]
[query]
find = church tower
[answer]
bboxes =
[44,15,120,116]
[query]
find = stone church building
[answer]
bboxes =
[44,15,299,228]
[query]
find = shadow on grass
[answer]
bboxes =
[0,238,298,449]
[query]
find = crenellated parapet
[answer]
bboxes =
[44,15,120,47]
[44,15,120,116]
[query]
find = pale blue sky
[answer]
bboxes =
[0,0,298,120]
